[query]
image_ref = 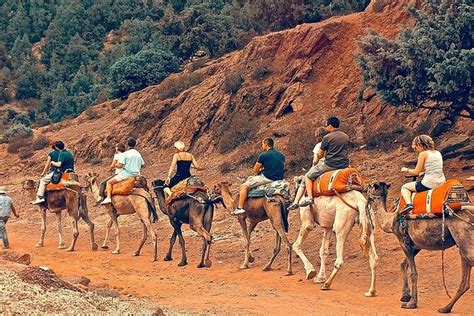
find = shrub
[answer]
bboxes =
[216,112,259,154]
[219,161,235,174]
[18,147,34,159]
[363,124,407,150]
[88,157,102,165]
[160,72,205,100]
[32,135,50,151]
[3,123,33,143]
[251,60,272,80]
[7,133,32,153]
[223,72,244,94]
[85,108,100,120]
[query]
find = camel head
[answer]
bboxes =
[151,179,166,193]
[22,179,37,192]
[83,172,100,192]
[366,182,390,203]
[214,181,232,194]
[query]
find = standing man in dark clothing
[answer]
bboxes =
[232,137,285,215]
[299,117,350,207]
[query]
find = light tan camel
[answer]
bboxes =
[366,182,473,313]
[153,179,223,268]
[23,179,98,252]
[84,173,158,261]
[216,181,293,275]
[291,184,377,296]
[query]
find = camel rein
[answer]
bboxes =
[332,189,358,212]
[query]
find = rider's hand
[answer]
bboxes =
[401,167,409,173]
[165,177,171,185]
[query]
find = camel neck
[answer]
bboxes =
[220,186,236,209]
[90,180,101,201]
[370,198,396,233]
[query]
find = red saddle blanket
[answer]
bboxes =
[46,173,79,192]
[395,179,470,215]
[312,168,365,197]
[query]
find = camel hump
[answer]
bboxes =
[312,168,365,197]
[395,179,470,216]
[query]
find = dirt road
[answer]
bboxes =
[5,206,473,315]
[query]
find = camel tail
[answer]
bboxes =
[280,202,289,233]
[357,199,372,254]
[146,199,159,223]
[207,196,226,209]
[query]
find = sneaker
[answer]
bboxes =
[95,197,105,206]
[31,197,45,205]
[299,197,314,207]
[288,203,299,210]
[400,203,413,215]
[100,197,112,205]
[231,208,246,216]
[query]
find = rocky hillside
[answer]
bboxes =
[1,0,472,193]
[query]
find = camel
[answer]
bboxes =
[23,179,98,252]
[291,186,377,296]
[366,182,473,313]
[215,181,293,275]
[153,179,223,268]
[84,173,158,261]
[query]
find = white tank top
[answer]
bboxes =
[421,150,446,189]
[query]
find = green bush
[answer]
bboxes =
[251,61,272,80]
[223,72,244,94]
[3,123,32,143]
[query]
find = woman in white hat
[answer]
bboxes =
[0,186,19,249]
[164,141,202,194]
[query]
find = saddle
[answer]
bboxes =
[394,179,470,217]
[166,176,207,205]
[248,179,291,203]
[111,176,149,196]
[312,168,365,197]
[46,172,81,192]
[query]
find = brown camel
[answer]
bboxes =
[215,181,293,275]
[366,182,473,313]
[153,179,223,268]
[23,179,97,252]
[85,173,158,261]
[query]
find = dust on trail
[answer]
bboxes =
[5,212,473,315]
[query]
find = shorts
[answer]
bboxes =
[244,175,273,189]
[306,163,335,181]
[112,173,131,182]
[415,181,430,192]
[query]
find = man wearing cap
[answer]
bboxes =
[101,138,145,204]
[32,140,74,204]
[0,186,19,249]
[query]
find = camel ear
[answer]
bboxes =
[386,183,391,189]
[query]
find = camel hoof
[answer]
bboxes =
[132,252,140,257]
[262,265,271,272]
[400,293,411,302]
[364,290,376,297]
[35,243,44,248]
[152,257,157,262]
[401,302,417,309]
[197,263,206,268]
[320,283,331,291]
[178,261,188,267]
[248,256,255,263]
[239,265,249,270]
[65,248,74,252]
[437,307,451,314]
[91,243,98,251]
[306,270,317,280]
[314,276,326,284]
[285,271,293,276]
[112,250,120,255]
[163,256,172,261]
[57,244,66,250]
[205,259,212,268]
[101,245,109,250]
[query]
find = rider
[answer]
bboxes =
[97,143,126,203]
[32,141,74,204]
[164,141,201,196]
[399,135,446,214]
[288,126,328,210]
[232,137,285,215]
[101,138,145,205]
[299,117,350,207]
[0,186,19,249]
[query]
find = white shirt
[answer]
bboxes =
[421,150,446,189]
[312,142,325,165]
[118,149,145,177]
[113,153,123,175]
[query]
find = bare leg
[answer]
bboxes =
[36,209,47,247]
[401,182,416,204]
[56,212,66,249]
[237,184,249,209]
[133,220,147,257]
[263,232,281,271]
[438,256,471,313]
[292,206,316,280]
[315,228,331,283]
[101,219,113,249]
[66,218,79,252]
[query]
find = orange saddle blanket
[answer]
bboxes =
[46,173,80,192]
[111,176,148,196]
[395,179,470,215]
[312,168,365,197]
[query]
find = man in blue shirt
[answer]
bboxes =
[101,138,145,204]
[0,186,19,249]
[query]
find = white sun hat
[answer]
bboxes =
[0,186,7,194]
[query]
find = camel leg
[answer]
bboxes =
[171,220,187,266]
[36,209,47,247]
[193,224,212,268]
[133,220,147,257]
[111,215,121,254]
[438,256,471,313]
[143,217,158,262]
[263,232,281,271]
[365,230,378,297]
[400,249,420,302]
[266,203,293,276]
[401,247,418,309]
[101,219,113,249]
[315,227,331,283]
[240,220,257,269]
[202,205,214,268]
[66,218,79,252]
[292,206,317,280]
[321,212,354,290]
[164,229,177,261]
[80,209,98,251]
[56,211,66,249]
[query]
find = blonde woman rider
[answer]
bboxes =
[400,135,446,214]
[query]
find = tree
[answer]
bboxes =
[15,61,40,99]
[5,4,30,49]
[10,35,33,70]
[50,83,74,122]
[109,49,179,97]
[357,0,473,135]
[70,64,94,95]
